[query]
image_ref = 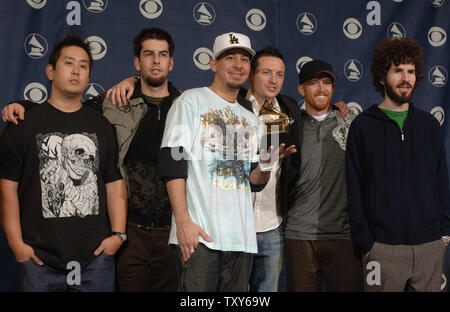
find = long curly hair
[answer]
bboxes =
[370,37,424,97]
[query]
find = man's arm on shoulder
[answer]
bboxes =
[105,76,138,107]
[1,100,37,125]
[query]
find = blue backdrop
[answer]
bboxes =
[0,0,449,291]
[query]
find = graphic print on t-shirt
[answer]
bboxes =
[36,132,99,218]
[200,107,257,191]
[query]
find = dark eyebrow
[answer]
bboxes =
[63,56,89,63]
[142,49,169,54]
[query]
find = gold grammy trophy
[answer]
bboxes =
[259,100,291,149]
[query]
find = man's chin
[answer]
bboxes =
[227,82,245,90]
[143,76,166,88]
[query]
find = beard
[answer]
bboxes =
[141,71,167,88]
[143,75,165,87]
[304,92,332,112]
[385,80,415,104]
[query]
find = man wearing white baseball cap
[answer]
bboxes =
[158,32,296,291]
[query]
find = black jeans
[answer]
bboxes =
[174,243,251,292]
[285,239,363,292]
[116,225,177,291]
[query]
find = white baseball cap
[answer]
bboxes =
[212,32,255,59]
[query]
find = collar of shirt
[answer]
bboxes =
[245,88,281,116]
[300,108,337,122]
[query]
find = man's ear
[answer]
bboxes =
[169,57,174,72]
[46,64,54,81]
[210,57,217,73]
[134,56,140,72]
[297,84,305,97]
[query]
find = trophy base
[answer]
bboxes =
[260,131,295,150]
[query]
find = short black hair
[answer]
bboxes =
[251,46,285,74]
[48,35,93,73]
[133,28,175,57]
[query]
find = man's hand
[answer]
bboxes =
[176,218,212,262]
[334,101,352,118]
[259,143,297,171]
[93,235,123,256]
[12,241,43,265]
[105,76,138,107]
[1,103,25,125]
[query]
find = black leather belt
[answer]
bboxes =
[128,221,170,231]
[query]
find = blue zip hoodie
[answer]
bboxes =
[346,104,450,254]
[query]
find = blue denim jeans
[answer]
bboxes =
[249,225,284,292]
[16,253,115,292]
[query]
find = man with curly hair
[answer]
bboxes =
[346,37,450,292]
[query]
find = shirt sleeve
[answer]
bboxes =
[102,123,122,183]
[160,94,199,156]
[0,122,25,182]
[249,162,267,192]
[83,93,105,114]
[434,120,450,236]
[345,120,374,254]
[158,147,188,183]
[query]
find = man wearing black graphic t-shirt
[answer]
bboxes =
[1,28,181,292]
[0,36,127,291]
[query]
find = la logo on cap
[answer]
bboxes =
[229,34,239,44]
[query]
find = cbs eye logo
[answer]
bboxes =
[296,56,313,74]
[431,106,445,126]
[246,9,266,31]
[343,18,362,39]
[24,82,48,104]
[428,27,446,47]
[85,36,107,60]
[193,47,213,71]
[139,0,163,19]
[26,0,47,9]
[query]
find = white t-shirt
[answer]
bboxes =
[161,87,260,253]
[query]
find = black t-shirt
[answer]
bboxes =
[124,95,172,227]
[0,102,122,270]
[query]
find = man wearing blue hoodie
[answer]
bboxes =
[346,37,450,292]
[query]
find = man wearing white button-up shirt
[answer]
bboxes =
[238,46,298,292]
